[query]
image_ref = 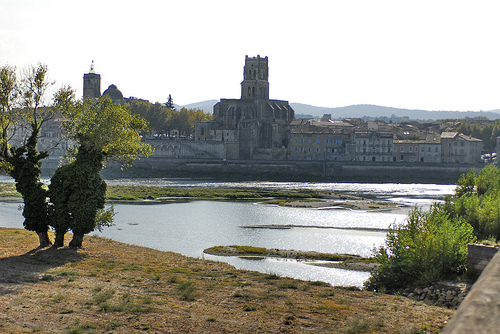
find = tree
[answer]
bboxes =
[165,94,175,110]
[0,65,20,170]
[48,96,153,247]
[0,63,74,247]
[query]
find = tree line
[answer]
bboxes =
[126,99,212,137]
[0,64,152,248]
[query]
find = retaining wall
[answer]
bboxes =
[126,158,481,183]
[443,250,500,333]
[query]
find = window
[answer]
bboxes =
[400,146,404,152]
[409,146,413,152]
[317,139,320,144]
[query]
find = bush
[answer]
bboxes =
[365,205,475,292]
[445,165,500,240]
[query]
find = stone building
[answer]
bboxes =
[195,55,294,160]
[354,132,394,162]
[83,61,125,104]
[441,132,482,163]
[393,139,421,162]
[83,61,101,99]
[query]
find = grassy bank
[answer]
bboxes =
[0,182,323,201]
[0,228,453,333]
[105,185,322,201]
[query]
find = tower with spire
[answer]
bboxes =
[83,60,101,99]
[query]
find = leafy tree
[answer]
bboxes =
[0,65,20,168]
[127,99,211,137]
[48,96,152,247]
[444,164,500,240]
[0,63,74,247]
[365,205,475,292]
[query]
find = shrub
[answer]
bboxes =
[365,205,475,292]
[178,281,196,301]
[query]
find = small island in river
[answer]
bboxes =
[204,245,378,272]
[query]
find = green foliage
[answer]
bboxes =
[445,164,500,240]
[48,147,107,244]
[49,96,152,247]
[365,205,475,292]
[126,99,212,136]
[63,96,153,166]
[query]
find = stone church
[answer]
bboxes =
[195,55,295,160]
[83,61,125,104]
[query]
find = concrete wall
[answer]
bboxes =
[468,244,500,274]
[126,157,483,183]
[443,250,500,333]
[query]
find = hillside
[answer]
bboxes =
[176,100,500,121]
[290,103,500,121]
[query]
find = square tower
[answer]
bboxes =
[83,61,101,99]
[241,55,269,100]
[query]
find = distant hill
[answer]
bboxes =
[177,100,500,121]
[177,100,219,113]
[291,103,500,120]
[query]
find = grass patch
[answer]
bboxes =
[177,281,196,301]
[105,185,322,201]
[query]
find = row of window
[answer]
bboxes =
[294,147,343,153]
[394,145,440,153]
[294,138,344,144]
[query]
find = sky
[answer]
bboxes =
[1,0,500,112]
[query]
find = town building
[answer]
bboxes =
[393,139,420,162]
[441,132,482,163]
[354,132,394,162]
[419,134,441,163]
[288,121,354,161]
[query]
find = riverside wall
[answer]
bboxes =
[124,157,483,183]
[442,250,500,333]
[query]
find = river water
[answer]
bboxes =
[0,177,455,287]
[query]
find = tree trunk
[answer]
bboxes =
[52,231,65,248]
[68,233,84,248]
[37,231,52,248]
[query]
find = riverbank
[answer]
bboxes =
[0,181,404,211]
[0,228,453,333]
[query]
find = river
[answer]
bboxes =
[0,177,455,287]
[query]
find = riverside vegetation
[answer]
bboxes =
[366,164,500,294]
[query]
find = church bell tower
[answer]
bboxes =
[241,55,269,100]
[83,61,101,99]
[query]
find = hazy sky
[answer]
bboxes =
[2,0,499,111]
